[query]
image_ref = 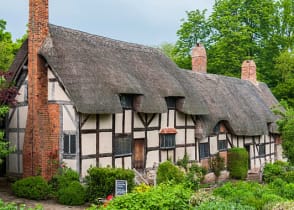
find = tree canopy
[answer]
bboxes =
[165,0,294,106]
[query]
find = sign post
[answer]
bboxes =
[115,180,127,196]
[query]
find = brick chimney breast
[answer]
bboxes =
[191,43,207,73]
[241,60,257,84]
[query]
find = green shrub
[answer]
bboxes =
[85,167,135,202]
[227,147,248,179]
[176,152,190,171]
[269,178,294,200]
[213,181,284,209]
[156,160,185,185]
[49,166,80,192]
[92,183,193,210]
[209,152,225,179]
[263,161,289,183]
[196,200,255,210]
[184,163,205,190]
[12,176,51,200]
[283,170,294,183]
[57,181,86,206]
[132,183,151,193]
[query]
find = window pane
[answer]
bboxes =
[200,143,209,159]
[160,134,175,149]
[115,135,132,156]
[70,135,76,154]
[64,134,69,154]
[259,144,265,156]
[120,95,133,108]
[165,97,176,109]
[218,140,227,151]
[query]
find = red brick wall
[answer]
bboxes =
[191,43,207,73]
[241,60,257,83]
[23,0,59,180]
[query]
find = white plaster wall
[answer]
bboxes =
[134,113,144,128]
[125,110,132,133]
[219,134,226,140]
[161,150,168,162]
[81,159,96,177]
[175,111,185,126]
[187,116,194,126]
[146,151,159,168]
[15,85,25,102]
[186,129,194,144]
[19,133,24,151]
[161,113,167,128]
[9,110,17,128]
[100,114,112,129]
[18,106,28,128]
[276,144,284,161]
[8,154,18,173]
[244,137,253,144]
[168,150,174,161]
[199,137,209,143]
[99,157,112,168]
[99,132,112,154]
[54,84,70,101]
[187,146,196,161]
[124,156,132,169]
[115,113,123,133]
[134,131,145,139]
[19,154,23,173]
[81,134,96,155]
[147,131,159,147]
[176,147,185,160]
[63,105,76,130]
[48,69,55,79]
[176,129,185,145]
[9,133,17,149]
[149,114,159,127]
[115,158,122,168]
[64,159,78,171]
[210,136,218,155]
[169,110,175,127]
[82,115,96,129]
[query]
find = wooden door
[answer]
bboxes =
[134,139,145,169]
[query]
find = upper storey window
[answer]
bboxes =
[165,97,177,109]
[120,94,133,109]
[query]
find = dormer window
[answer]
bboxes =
[119,94,133,109]
[165,97,177,109]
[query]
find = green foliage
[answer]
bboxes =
[227,147,248,179]
[85,167,135,202]
[189,189,217,207]
[12,176,51,200]
[0,199,43,210]
[209,152,225,179]
[49,166,80,192]
[269,178,294,200]
[57,181,86,206]
[91,183,193,210]
[196,200,255,210]
[132,183,151,193]
[156,160,184,185]
[176,152,190,171]
[213,181,285,209]
[276,103,294,165]
[183,163,206,190]
[262,161,292,183]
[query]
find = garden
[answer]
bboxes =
[0,148,293,210]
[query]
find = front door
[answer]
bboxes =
[134,139,145,170]
[244,144,251,169]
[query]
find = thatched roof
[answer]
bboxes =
[9,24,279,136]
[39,24,208,115]
[182,71,276,136]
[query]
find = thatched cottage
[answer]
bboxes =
[6,0,282,179]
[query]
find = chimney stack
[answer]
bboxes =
[23,0,58,179]
[191,43,207,73]
[241,60,257,84]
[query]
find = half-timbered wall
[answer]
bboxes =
[7,73,28,176]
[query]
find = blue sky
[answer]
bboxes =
[0,0,214,45]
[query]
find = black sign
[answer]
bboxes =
[115,180,127,196]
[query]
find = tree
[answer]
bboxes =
[0,71,18,165]
[276,102,294,165]
[173,9,210,69]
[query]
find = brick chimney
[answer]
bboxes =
[23,0,59,179]
[241,60,257,84]
[191,43,207,73]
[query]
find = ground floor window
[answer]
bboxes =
[115,134,132,156]
[199,142,209,159]
[64,133,76,154]
[218,139,227,151]
[258,144,266,156]
[160,134,176,149]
